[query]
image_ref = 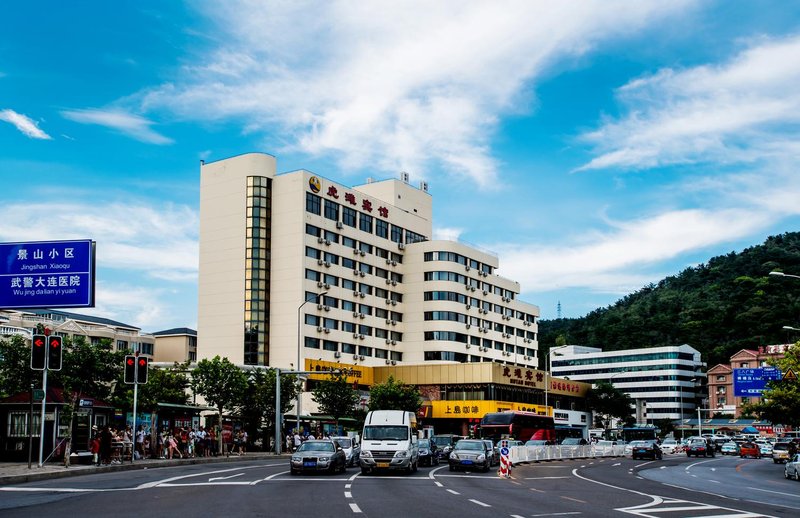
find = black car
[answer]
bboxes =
[417,439,439,466]
[630,440,662,460]
[431,434,461,460]
[448,439,491,472]
[686,438,715,458]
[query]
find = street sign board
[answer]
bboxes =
[784,368,797,381]
[0,239,95,309]
[733,368,780,396]
[33,389,45,401]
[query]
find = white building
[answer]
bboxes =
[549,344,706,422]
[198,153,541,372]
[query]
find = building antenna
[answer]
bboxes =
[557,301,562,319]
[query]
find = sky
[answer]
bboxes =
[2,1,800,333]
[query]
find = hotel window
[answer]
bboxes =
[305,337,320,349]
[390,351,403,362]
[390,225,403,243]
[306,224,321,237]
[323,340,338,352]
[359,213,373,233]
[306,193,321,215]
[342,236,356,248]
[358,346,373,357]
[376,219,389,239]
[343,207,357,227]
[342,343,356,354]
[342,322,355,333]
[375,348,388,359]
[716,375,726,382]
[324,200,340,221]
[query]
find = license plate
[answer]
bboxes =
[303,461,317,467]
[461,460,473,465]
[377,462,390,468]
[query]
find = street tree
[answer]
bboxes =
[743,343,800,427]
[585,381,634,438]
[368,376,421,413]
[238,368,298,451]
[192,356,248,452]
[0,335,40,398]
[312,370,358,433]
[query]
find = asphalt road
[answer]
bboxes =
[0,454,797,517]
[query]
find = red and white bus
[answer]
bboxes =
[479,411,555,443]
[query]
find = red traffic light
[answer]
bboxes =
[138,358,147,367]
[31,334,47,370]
[47,336,63,371]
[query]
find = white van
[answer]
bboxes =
[359,410,419,474]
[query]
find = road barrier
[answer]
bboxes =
[509,444,625,465]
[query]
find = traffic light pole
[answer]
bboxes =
[38,368,47,467]
[132,372,138,463]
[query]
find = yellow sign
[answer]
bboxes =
[306,359,374,386]
[784,368,797,381]
[308,176,321,193]
[430,400,547,419]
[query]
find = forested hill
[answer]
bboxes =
[538,232,800,368]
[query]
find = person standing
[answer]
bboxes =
[100,426,112,465]
[293,430,302,452]
[136,425,146,459]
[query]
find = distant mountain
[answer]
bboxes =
[538,232,800,367]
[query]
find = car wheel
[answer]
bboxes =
[449,464,455,471]
[361,466,370,475]
[290,468,298,476]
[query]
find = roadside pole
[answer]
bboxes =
[38,368,47,467]
[28,383,34,469]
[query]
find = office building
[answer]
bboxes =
[549,344,705,421]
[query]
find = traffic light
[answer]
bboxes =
[124,355,136,384]
[31,334,47,370]
[47,336,63,371]
[136,356,148,384]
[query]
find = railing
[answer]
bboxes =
[509,444,625,464]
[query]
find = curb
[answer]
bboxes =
[1,453,290,485]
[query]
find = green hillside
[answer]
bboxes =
[538,232,800,368]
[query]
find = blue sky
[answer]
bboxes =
[3,1,800,332]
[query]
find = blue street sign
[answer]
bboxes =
[762,367,782,381]
[0,239,95,309]
[733,368,778,396]
[500,447,509,456]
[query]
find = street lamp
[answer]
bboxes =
[769,270,800,280]
[296,291,327,436]
[782,326,800,332]
[544,345,569,414]
[679,378,697,440]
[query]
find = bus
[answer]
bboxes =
[621,426,659,443]
[479,411,555,443]
[555,425,585,443]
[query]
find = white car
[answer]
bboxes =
[660,439,680,454]
[756,441,773,457]
[785,453,800,480]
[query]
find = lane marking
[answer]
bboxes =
[530,487,545,493]
[747,486,800,499]
[524,476,570,480]
[349,503,362,513]
[684,458,719,471]
[434,481,443,487]
[345,483,351,489]
[469,499,490,507]
[446,489,460,495]
[208,473,244,481]
[560,496,586,504]
[344,491,352,498]
[612,463,621,466]
[531,513,582,517]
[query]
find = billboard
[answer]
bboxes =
[0,239,95,309]
[733,367,782,397]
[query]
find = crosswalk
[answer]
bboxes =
[616,495,776,518]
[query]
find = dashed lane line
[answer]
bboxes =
[446,489,460,495]
[344,491,352,498]
[469,499,490,507]
[349,503,362,513]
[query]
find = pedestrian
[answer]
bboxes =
[136,425,146,459]
[293,430,302,452]
[166,434,182,459]
[90,426,100,466]
[241,429,248,455]
[286,433,292,453]
[100,425,112,465]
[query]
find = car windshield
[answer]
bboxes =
[419,439,431,448]
[774,443,789,450]
[630,441,650,447]
[455,441,484,451]
[298,441,335,452]
[363,426,408,441]
[663,439,677,444]
[431,436,455,446]
[334,438,352,449]
[562,438,583,445]
[526,440,547,445]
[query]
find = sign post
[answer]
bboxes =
[498,439,510,478]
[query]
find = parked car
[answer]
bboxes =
[593,440,619,455]
[785,453,800,480]
[773,442,794,464]
[720,441,740,455]
[417,438,439,466]
[659,438,680,454]
[739,441,760,459]
[290,440,347,475]
[756,441,773,458]
[483,439,499,466]
[431,434,461,460]
[449,439,491,472]
[631,440,662,460]
[686,437,715,457]
[331,436,360,467]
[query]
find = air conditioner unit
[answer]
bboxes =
[316,326,323,332]
[385,339,391,344]
[483,290,488,295]
[353,269,359,276]
[317,259,324,265]
[466,344,471,349]
[391,280,397,286]
[359,271,365,277]
[391,360,396,365]
[325,239,331,246]
[317,281,324,288]
[324,283,331,289]
[317,303,324,310]
[360,293,365,298]
[353,354,359,360]
[359,313,365,319]
[466,324,471,329]
[324,261,331,267]
[385,279,392,285]
[385,359,391,364]
[324,305,330,311]
[353,291,360,296]
[336,221,343,229]
[391,260,397,266]
[398,243,405,250]
[390,320,396,325]
[360,250,365,256]
[386,258,392,265]
[385,318,391,324]
[359,334,365,339]
[359,355,365,360]
[324,328,330,333]
[391,300,397,306]
[385,299,391,304]
[470,286,476,292]
[334,351,341,358]
[317,237,324,243]
[466,304,471,309]
[465,265,470,271]
[353,311,359,317]
[353,249,360,255]
[391,340,396,345]
[353,333,359,338]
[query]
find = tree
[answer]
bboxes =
[192,356,248,452]
[312,371,358,433]
[0,335,40,398]
[368,376,421,413]
[238,368,298,451]
[744,343,800,427]
[585,381,634,439]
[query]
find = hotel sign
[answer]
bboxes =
[306,359,374,386]
[309,175,390,218]
[0,239,95,309]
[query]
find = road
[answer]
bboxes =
[0,454,796,517]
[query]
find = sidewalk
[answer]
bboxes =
[0,452,290,486]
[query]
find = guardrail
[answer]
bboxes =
[509,444,625,464]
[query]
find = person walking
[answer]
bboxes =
[293,430,302,452]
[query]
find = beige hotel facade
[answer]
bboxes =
[197,153,593,432]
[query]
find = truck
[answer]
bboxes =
[359,410,419,474]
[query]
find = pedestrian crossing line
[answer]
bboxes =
[616,495,777,518]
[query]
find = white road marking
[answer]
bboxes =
[684,458,719,471]
[469,499,490,507]
[523,476,570,480]
[747,486,800,499]
[446,489,460,495]
[531,513,581,517]
[349,503,362,513]
[659,466,666,469]
[434,481,443,487]
[612,463,621,466]
[345,483,351,489]
[209,473,244,481]
[344,491,352,498]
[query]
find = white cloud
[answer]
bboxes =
[578,34,800,171]
[0,109,51,139]
[61,108,173,145]
[138,0,690,186]
[433,226,463,242]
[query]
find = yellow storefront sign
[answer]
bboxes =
[306,359,374,386]
[430,400,547,419]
